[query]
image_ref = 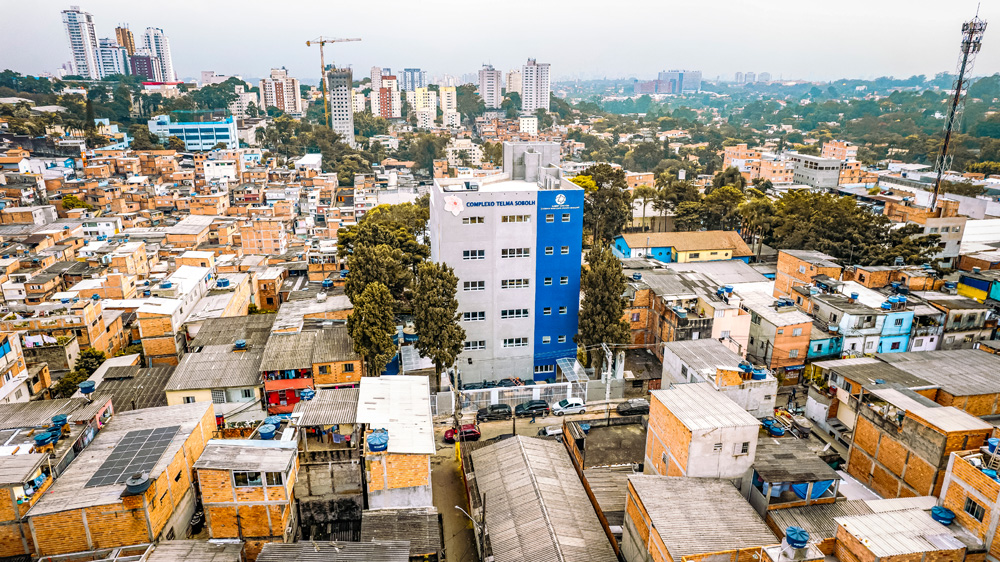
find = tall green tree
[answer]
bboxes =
[574,164,632,244]
[575,245,630,368]
[708,166,747,194]
[347,283,397,376]
[631,185,657,229]
[412,262,465,376]
[344,244,411,305]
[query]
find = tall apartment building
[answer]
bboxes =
[61,6,100,79]
[439,86,457,112]
[745,71,757,84]
[657,70,702,93]
[521,58,551,113]
[478,64,503,109]
[371,75,401,119]
[97,38,129,78]
[401,68,427,91]
[327,68,356,147]
[821,140,858,161]
[259,68,303,114]
[429,142,582,383]
[130,53,161,81]
[228,85,260,118]
[506,69,522,96]
[414,87,438,129]
[141,27,175,81]
[114,25,135,55]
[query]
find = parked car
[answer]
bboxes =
[537,425,563,437]
[462,383,485,391]
[514,400,550,417]
[552,397,586,416]
[476,404,513,422]
[617,398,650,416]
[444,424,482,443]
[496,378,520,387]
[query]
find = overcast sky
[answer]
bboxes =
[1,0,997,84]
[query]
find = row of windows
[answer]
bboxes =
[534,365,555,374]
[461,277,571,290]
[501,279,530,289]
[543,307,569,315]
[544,246,570,255]
[465,247,571,258]
[503,337,529,347]
[463,340,486,350]
[463,215,538,224]
[545,213,571,223]
[233,470,284,487]
[501,248,530,258]
[463,281,485,291]
[501,308,529,319]
[462,250,485,260]
[541,335,568,344]
[462,311,485,322]
[463,216,485,224]
[502,215,530,223]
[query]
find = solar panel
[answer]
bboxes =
[85,425,181,488]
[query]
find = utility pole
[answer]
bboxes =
[305,37,361,130]
[930,14,987,210]
[479,493,487,562]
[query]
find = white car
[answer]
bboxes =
[551,397,586,416]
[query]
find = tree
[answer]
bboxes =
[166,136,186,151]
[575,245,630,368]
[575,164,632,244]
[210,142,228,150]
[61,194,93,211]
[354,111,390,137]
[673,201,704,231]
[457,149,472,167]
[700,185,746,231]
[456,84,485,121]
[129,124,160,150]
[344,244,411,305]
[412,262,465,376]
[347,282,397,376]
[52,348,107,398]
[709,166,746,194]
[631,185,657,229]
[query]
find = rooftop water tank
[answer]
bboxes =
[785,527,810,549]
[161,281,172,289]
[124,472,151,495]
[945,282,958,289]
[258,424,277,440]
[751,369,767,380]
[78,380,96,395]
[724,285,734,294]
[322,279,334,289]
[989,437,999,454]
[768,425,785,437]
[233,339,247,350]
[931,506,956,525]
[264,416,282,426]
[632,273,642,281]
[881,302,892,310]
[51,415,67,428]
[368,431,389,452]
[216,278,230,288]
[33,433,52,447]
[300,389,316,401]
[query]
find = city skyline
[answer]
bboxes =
[1,0,996,84]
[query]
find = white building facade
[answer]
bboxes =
[259,68,302,114]
[327,68,356,148]
[478,64,503,109]
[521,59,551,113]
[141,27,176,82]
[62,6,100,80]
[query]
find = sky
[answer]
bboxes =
[1,0,997,84]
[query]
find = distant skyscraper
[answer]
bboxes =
[259,68,302,114]
[130,53,161,81]
[735,71,744,84]
[521,58,550,113]
[61,6,100,79]
[141,27,175,81]
[745,72,756,84]
[327,68,356,148]
[657,70,702,93]
[506,69,522,96]
[401,68,427,91]
[759,72,772,83]
[97,38,129,78]
[478,64,502,109]
[115,26,135,55]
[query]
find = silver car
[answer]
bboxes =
[551,397,586,416]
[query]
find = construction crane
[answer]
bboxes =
[305,37,361,129]
[930,13,987,210]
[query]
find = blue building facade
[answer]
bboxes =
[877,299,913,353]
[147,115,239,151]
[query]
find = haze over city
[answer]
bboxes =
[1,0,998,82]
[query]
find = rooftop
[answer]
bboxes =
[356,377,435,455]
[361,507,443,559]
[260,326,354,372]
[780,249,840,268]
[738,289,813,326]
[146,540,245,562]
[88,365,175,412]
[628,475,777,559]
[165,345,264,391]
[188,313,276,348]
[835,509,967,557]
[619,230,753,257]
[470,436,618,562]
[256,541,411,562]
[664,339,744,376]
[768,497,938,541]
[193,439,296,473]
[867,386,991,433]
[271,294,352,332]
[651,382,760,431]
[876,350,1000,397]
[753,437,842,483]
[292,387,359,426]
[0,453,46,487]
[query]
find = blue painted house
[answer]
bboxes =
[612,231,753,263]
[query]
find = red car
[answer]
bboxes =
[444,424,482,443]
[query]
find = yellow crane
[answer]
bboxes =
[305,37,361,129]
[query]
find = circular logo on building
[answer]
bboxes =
[555,194,567,205]
[443,195,464,216]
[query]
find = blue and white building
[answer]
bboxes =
[429,142,583,383]
[147,115,238,151]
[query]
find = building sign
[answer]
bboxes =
[465,200,536,207]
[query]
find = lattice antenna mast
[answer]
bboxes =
[931,15,987,210]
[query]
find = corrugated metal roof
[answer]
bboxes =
[0,453,46,487]
[255,541,410,562]
[312,325,356,364]
[356,377,435,455]
[865,496,938,513]
[166,346,263,391]
[260,331,317,372]
[89,366,174,411]
[628,475,777,559]
[189,314,276,348]
[361,507,442,557]
[146,540,244,562]
[471,436,618,562]
[293,388,359,426]
[753,437,841,483]
[0,397,101,430]
[583,465,635,527]
[768,500,874,540]
[651,383,760,431]
[193,440,295,472]
[835,509,966,557]
[877,350,1000,397]
[868,387,992,432]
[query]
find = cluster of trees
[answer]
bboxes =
[52,348,106,398]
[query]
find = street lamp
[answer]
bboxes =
[455,494,486,561]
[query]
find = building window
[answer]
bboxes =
[183,396,196,404]
[501,215,530,223]
[543,307,552,315]
[462,311,486,321]
[545,247,554,255]
[544,278,552,285]
[798,265,806,274]
[558,335,567,343]
[562,213,570,222]
[463,340,486,350]
[266,472,284,486]
[721,330,731,338]
[501,309,529,319]
[546,214,554,223]
[534,365,555,374]
[737,441,750,455]
[559,306,567,314]
[631,313,641,322]
[343,363,354,372]
[792,328,802,336]
[713,443,723,451]
[560,276,569,285]
[894,318,903,326]
[463,281,485,291]
[234,471,263,487]
[890,342,901,350]
[689,253,700,259]
[815,344,822,352]
[966,498,986,522]
[561,246,569,255]
[319,365,330,374]
[463,216,484,224]
[463,250,485,260]
[789,349,799,358]
[503,338,529,348]
[501,279,530,289]
[542,336,551,344]
[242,388,254,399]
[501,248,530,258]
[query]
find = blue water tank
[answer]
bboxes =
[258,424,277,440]
[161,281,172,289]
[989,437,999,453]
[931,506,956,525]
[768,425,785,437]
[217,279,230,288]
[322,279,334,289]
[78,380,96,394]
[264,416,282,426]
[60,298,70,304]
[632,273,642,281]
[751,369,767,380]
[850,292,859,300]
[52,415,67,428]
[368,431,389,452]
[985,469,998,480]
[881,302,892,310]
[234,339,247,350]
[724,285,733,294]
[33,433,51,447]
[761,417,775,427]
[300,389,316,401]
[945,282,958,289]
[785,526,810,549]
